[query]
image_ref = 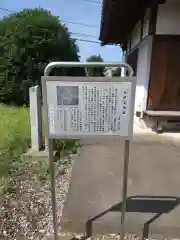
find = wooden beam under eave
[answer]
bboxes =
[148,0,158,35]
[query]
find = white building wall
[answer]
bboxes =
[156,0,180,35]
[135,36,153,112]
[126,7,152,113]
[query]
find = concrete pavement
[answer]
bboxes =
[60,132,180,239]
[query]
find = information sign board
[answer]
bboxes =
[42,77,136,140]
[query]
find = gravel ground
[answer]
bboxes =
[0,152,142,240]
[42,232,179,240]
[43,233,140,240]
[0,154,74,240]
[0,152,179,240]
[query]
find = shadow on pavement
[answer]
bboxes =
[84,195,180,239]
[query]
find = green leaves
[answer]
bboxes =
[86,55,104,76]
[0,8,81,106]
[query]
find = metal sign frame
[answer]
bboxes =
[42,76,136,141]
[42,62,135,240]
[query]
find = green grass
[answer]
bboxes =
[0,104,30,151]
[0,104,31,193]
[0,103,80,194]
[0,104,30,173]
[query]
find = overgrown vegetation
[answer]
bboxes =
[0,9,82,193]
[0,8,85,106]
[0,104,79,194]
[0,104,30,178]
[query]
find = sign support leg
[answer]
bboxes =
[48,138,58,239]
[120,140,130,240]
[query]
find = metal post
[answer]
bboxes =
[48,138,58,239]
[120,140,130,240]
[43,61,134,240]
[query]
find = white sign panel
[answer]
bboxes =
[43,77,136,140]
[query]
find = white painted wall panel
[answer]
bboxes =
[131,21,141,49]
[156,2,180,34]
[135,36,153,112]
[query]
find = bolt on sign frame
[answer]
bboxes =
[42,62,136,240]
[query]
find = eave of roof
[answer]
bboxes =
[99,0,166,49]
